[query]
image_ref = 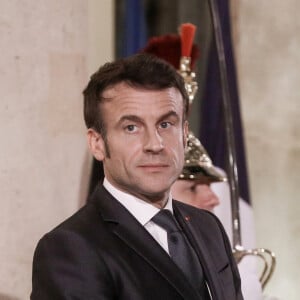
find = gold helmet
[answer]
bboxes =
[179,132,227,184]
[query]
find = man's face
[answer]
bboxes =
[88,82,188,207]
[171,180,220,211]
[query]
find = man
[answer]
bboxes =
[31,54,243,299]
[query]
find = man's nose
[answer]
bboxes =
[143,128,164,153]
[207,189,220,206]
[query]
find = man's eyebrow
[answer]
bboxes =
[157,111,180,123]
[117,111,180,127]
[117,115,144,125]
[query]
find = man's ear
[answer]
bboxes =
[87,128,106,161]
[183,120,189,147]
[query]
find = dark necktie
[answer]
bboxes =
[152,209,208,296]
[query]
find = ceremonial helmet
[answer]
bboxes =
[180,131,226,183]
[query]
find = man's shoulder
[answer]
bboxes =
[43,185,108,238]
[38,203,98,249]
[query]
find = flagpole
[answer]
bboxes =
[207,0,242,250]
[207,1,276,288]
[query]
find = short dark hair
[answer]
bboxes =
[83,53,189,135]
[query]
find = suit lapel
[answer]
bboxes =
[91,186,201,300]
[173,201,224,299]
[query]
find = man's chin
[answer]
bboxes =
[135,186,170,205]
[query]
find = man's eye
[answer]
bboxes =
[125,124,137,132]
[160,121,171,129]
[189,185,197,193]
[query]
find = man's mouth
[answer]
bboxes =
[138,164,169,171]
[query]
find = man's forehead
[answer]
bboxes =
[100,83,185,123]
[102,82,183,103]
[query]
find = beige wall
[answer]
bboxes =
[0,1,114,299]
[235,0,300,299]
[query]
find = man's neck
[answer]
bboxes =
[103,178,171,209]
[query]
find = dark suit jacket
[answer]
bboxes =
[31,185,243,300]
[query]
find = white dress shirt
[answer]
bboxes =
[103,178,173,254]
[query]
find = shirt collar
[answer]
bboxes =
[103,178,173,226]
